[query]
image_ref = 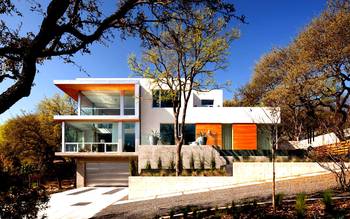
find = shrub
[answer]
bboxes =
[157,157,162,170]
[199,156,205,170]
[210,153,216,170]
[322,189,333,213]
[295,193,306,218]
[230,200,239,217]
[145,160,152,170]
[190,153,195,171]
[169,208,175,219]
[275,193,285,208]
[129,159,138,176]
[168,157,175,171]
[179,153,183,172]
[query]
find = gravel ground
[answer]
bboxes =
[92,173,337,219]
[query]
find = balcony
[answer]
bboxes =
[63,122,137,153]
[79,90,135,116]
[65,142,119,152]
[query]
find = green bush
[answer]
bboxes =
[230,200,239,217]
[180,153,183,172]
[168,157,175,171]
[157,157,162,170]
[210,153,216,170]
[295,193,307,218]
[190,153,195,171]
[199,156,205,170]
[322,189,333,213]
[145,160,152,170]
[275,193,285,208]
[129,159,138,176]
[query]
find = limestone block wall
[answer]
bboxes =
[137,145,227,171]
[128,162,342,200]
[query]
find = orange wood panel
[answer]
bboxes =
[195,123,222,147]
[232,124,257,150]
[56,84,135,100]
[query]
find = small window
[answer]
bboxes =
[201,99,214,107]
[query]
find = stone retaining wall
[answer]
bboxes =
[129,162,342,200]
[137,145,227,171]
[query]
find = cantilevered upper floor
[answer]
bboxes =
[54,78,140,122]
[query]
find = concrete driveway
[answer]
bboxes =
[39,187,128,219]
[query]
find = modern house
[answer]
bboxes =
[54,78,280,187]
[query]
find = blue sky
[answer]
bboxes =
[0,0,326,122]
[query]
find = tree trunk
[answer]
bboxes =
[272,125,277,213]
[175,139,183,176]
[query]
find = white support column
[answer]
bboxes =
[134,83,140,118]
[120,91,124,116]
[61,121,65,152]
[118,122,123,152]
[135,122,140,152]
[77,92,81,116]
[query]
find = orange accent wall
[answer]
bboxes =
[55,84,135,100]
[196,124,222,147]
[232,124,257,150]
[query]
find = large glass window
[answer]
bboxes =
[160,124,195,145]
[65,122,119,152]
[152,90,175,108]
[124,90,135,115]
[80,91,120,115]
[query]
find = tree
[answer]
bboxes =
[0,94,76,185]
[129,8,238,175]
[231,0,350,142]
[0,0,242,115]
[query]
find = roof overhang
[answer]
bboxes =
[54,78,140,100]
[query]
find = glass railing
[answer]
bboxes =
[64,142,119,152]
[79,107,136,116]
[80,108,121,116]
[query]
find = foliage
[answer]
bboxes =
[322,189,333,213]
[275,193,285,208]
[0,166,49,218]
[129,159,138,176]
[129,5,240,175]
[0,0,242,115]
[145,160,152,170]
[231,0,350,141]
[190,153,195,170]
[168,157,176,171]
[157,157,162,170]
[210,153,216,170]
[0,94,75,175]
[295,193,307,218]
[199,156,205,170]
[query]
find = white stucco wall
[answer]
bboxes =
[192,90,223,107]
[295,129,350,149]
[139,79,280,144]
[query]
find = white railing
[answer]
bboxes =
[64,142,119,152]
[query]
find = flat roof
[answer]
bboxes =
[54,78,140,100]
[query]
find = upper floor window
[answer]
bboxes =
[80,90,121,115]
[200,99,214,107]
[124,90,135,115]
[79,90,135,115]
[152,90,174,108]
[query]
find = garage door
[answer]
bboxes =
[86,162,129,187]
